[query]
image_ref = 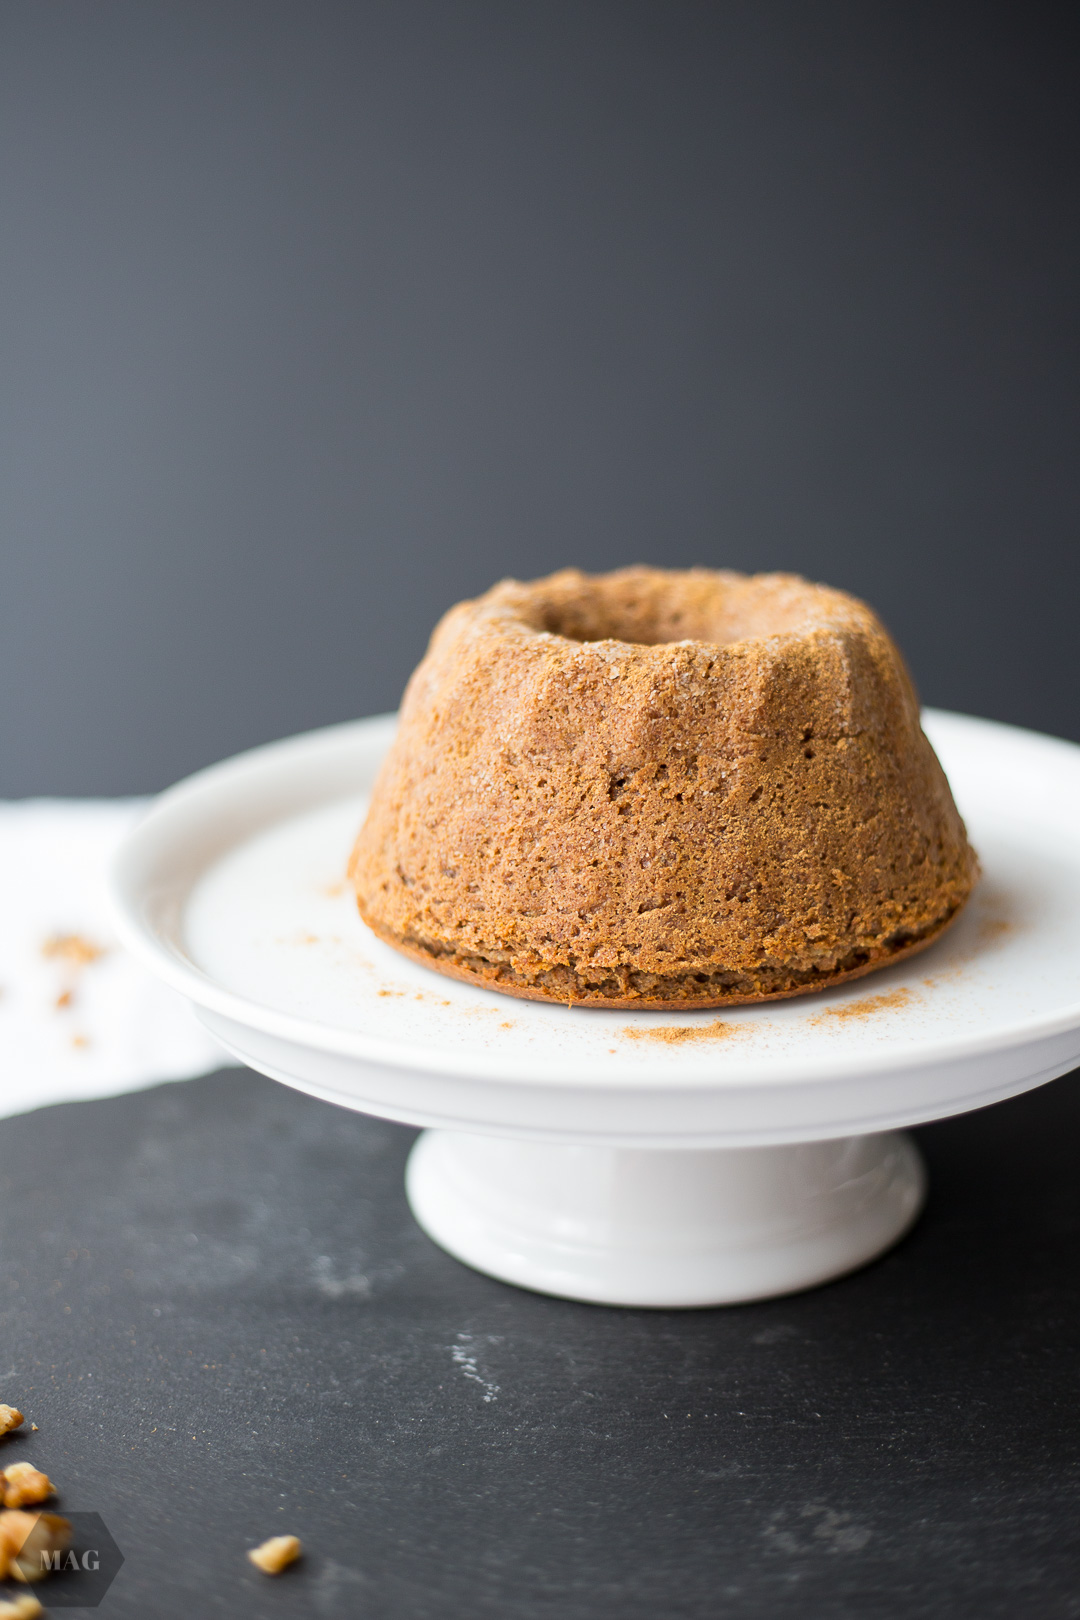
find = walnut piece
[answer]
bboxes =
[0,1510,72,1583]
[1,1466,54,1509]
[0,1594,43,1618]
[247,1534,302,1575]
[0,1410,23,1439]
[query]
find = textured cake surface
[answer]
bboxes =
[348,567,978,1008]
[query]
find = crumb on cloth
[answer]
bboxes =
[247,1534,302,1575]
[41,934,107,967]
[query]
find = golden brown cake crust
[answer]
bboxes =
[349,567,979,1009]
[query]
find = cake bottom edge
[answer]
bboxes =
[353,900,970,1011]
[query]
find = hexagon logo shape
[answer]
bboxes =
[12,1511,125,1607]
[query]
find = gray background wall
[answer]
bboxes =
[2,0,1077,796]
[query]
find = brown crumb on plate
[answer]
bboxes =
[247,1534,302,1575]
[977,914,1013,945]
[812,987,915,1023]
[622,1019,735,1045]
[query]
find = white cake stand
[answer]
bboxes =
[111,710,1080,1308]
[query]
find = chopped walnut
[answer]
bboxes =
[0,1411,23,1439]
[0,1510,72,1583]
[247,1534,301,1574]
[1,1466,54,1509]
[0,1594,43,1618]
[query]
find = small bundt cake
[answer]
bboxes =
[348,568,978,1008]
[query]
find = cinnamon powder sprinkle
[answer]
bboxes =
[814,987,915,1023]
[977,914,1012,946]
[622,1019,735,1045]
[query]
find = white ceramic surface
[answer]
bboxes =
[111,709,1080,1305]
[404,1130,926,1308]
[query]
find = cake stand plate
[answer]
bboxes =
[111,711,1080,1307]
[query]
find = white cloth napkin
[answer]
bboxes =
[0,800,228,1120]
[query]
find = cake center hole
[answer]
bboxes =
[527,574,825,648]
[538,599,720,647]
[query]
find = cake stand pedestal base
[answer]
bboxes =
[405,1129,926,1308]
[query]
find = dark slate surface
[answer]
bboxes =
[1,1066,1079,1619]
